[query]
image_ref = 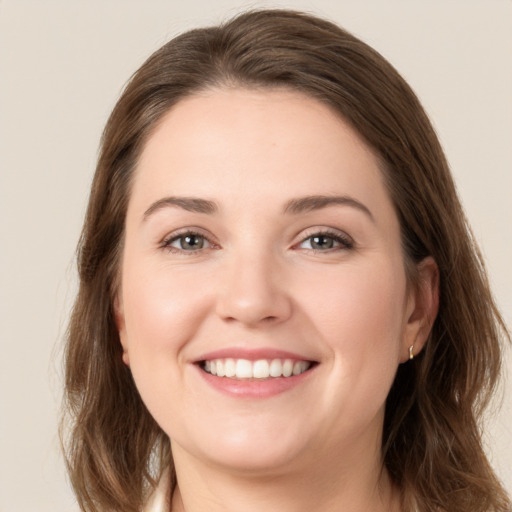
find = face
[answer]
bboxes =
[116,88,427,475]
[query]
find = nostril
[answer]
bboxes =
[215,270,293,326]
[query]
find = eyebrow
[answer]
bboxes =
[283,195,374,221]
[143,194,374,222]
[143,197,218,219]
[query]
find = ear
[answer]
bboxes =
[400,256,439,362]
[113,293,130,366]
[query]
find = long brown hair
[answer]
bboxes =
[62,9,511,512]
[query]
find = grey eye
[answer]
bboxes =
[298,231,353,251]
[301,235,338,250]
[170,234,208,251]
[308,235,335,250]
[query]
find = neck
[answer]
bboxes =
[169,437,400,512]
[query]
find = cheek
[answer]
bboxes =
[119,259,218,435]
[337,274,404,352]
[120,260,212,384]
[123,259,208,341]
[300,259,407,415]
[303,258,407,344]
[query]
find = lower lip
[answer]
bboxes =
[195,365,314,398]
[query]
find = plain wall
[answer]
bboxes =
[0,1,510,510]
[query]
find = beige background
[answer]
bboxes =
[0,1,510,510]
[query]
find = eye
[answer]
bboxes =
[162,231,213,253]
[298,230,353,251]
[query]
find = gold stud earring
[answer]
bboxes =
[409,345,414,360]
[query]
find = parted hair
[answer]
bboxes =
[62,9,511,512]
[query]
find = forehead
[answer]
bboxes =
[130,87,391,217]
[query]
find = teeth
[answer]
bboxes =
[216,359,225,377]
[283,359,293,377]
[235,359,253,379]
[269,359,282,377]
[224,358,236,377]
[253,360,270,378]
[293,361,308,375]
[203,358,311,379]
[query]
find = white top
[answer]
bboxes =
[142,467,170,512]
[141,468,420,511]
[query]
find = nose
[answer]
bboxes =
[215,250,293,327]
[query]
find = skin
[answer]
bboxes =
[116,88,438,511]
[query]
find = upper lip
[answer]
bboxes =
[193,347,318,363]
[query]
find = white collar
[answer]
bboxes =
[142,467,170,512]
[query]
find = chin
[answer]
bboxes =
[173,420,311,475]
[203,444,303,475]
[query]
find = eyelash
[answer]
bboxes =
[160,228,354,254]
[161,229,216,254]
[296,229,354,252]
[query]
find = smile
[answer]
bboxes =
[202,358,312,379]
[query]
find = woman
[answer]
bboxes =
[62,9,511,512]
